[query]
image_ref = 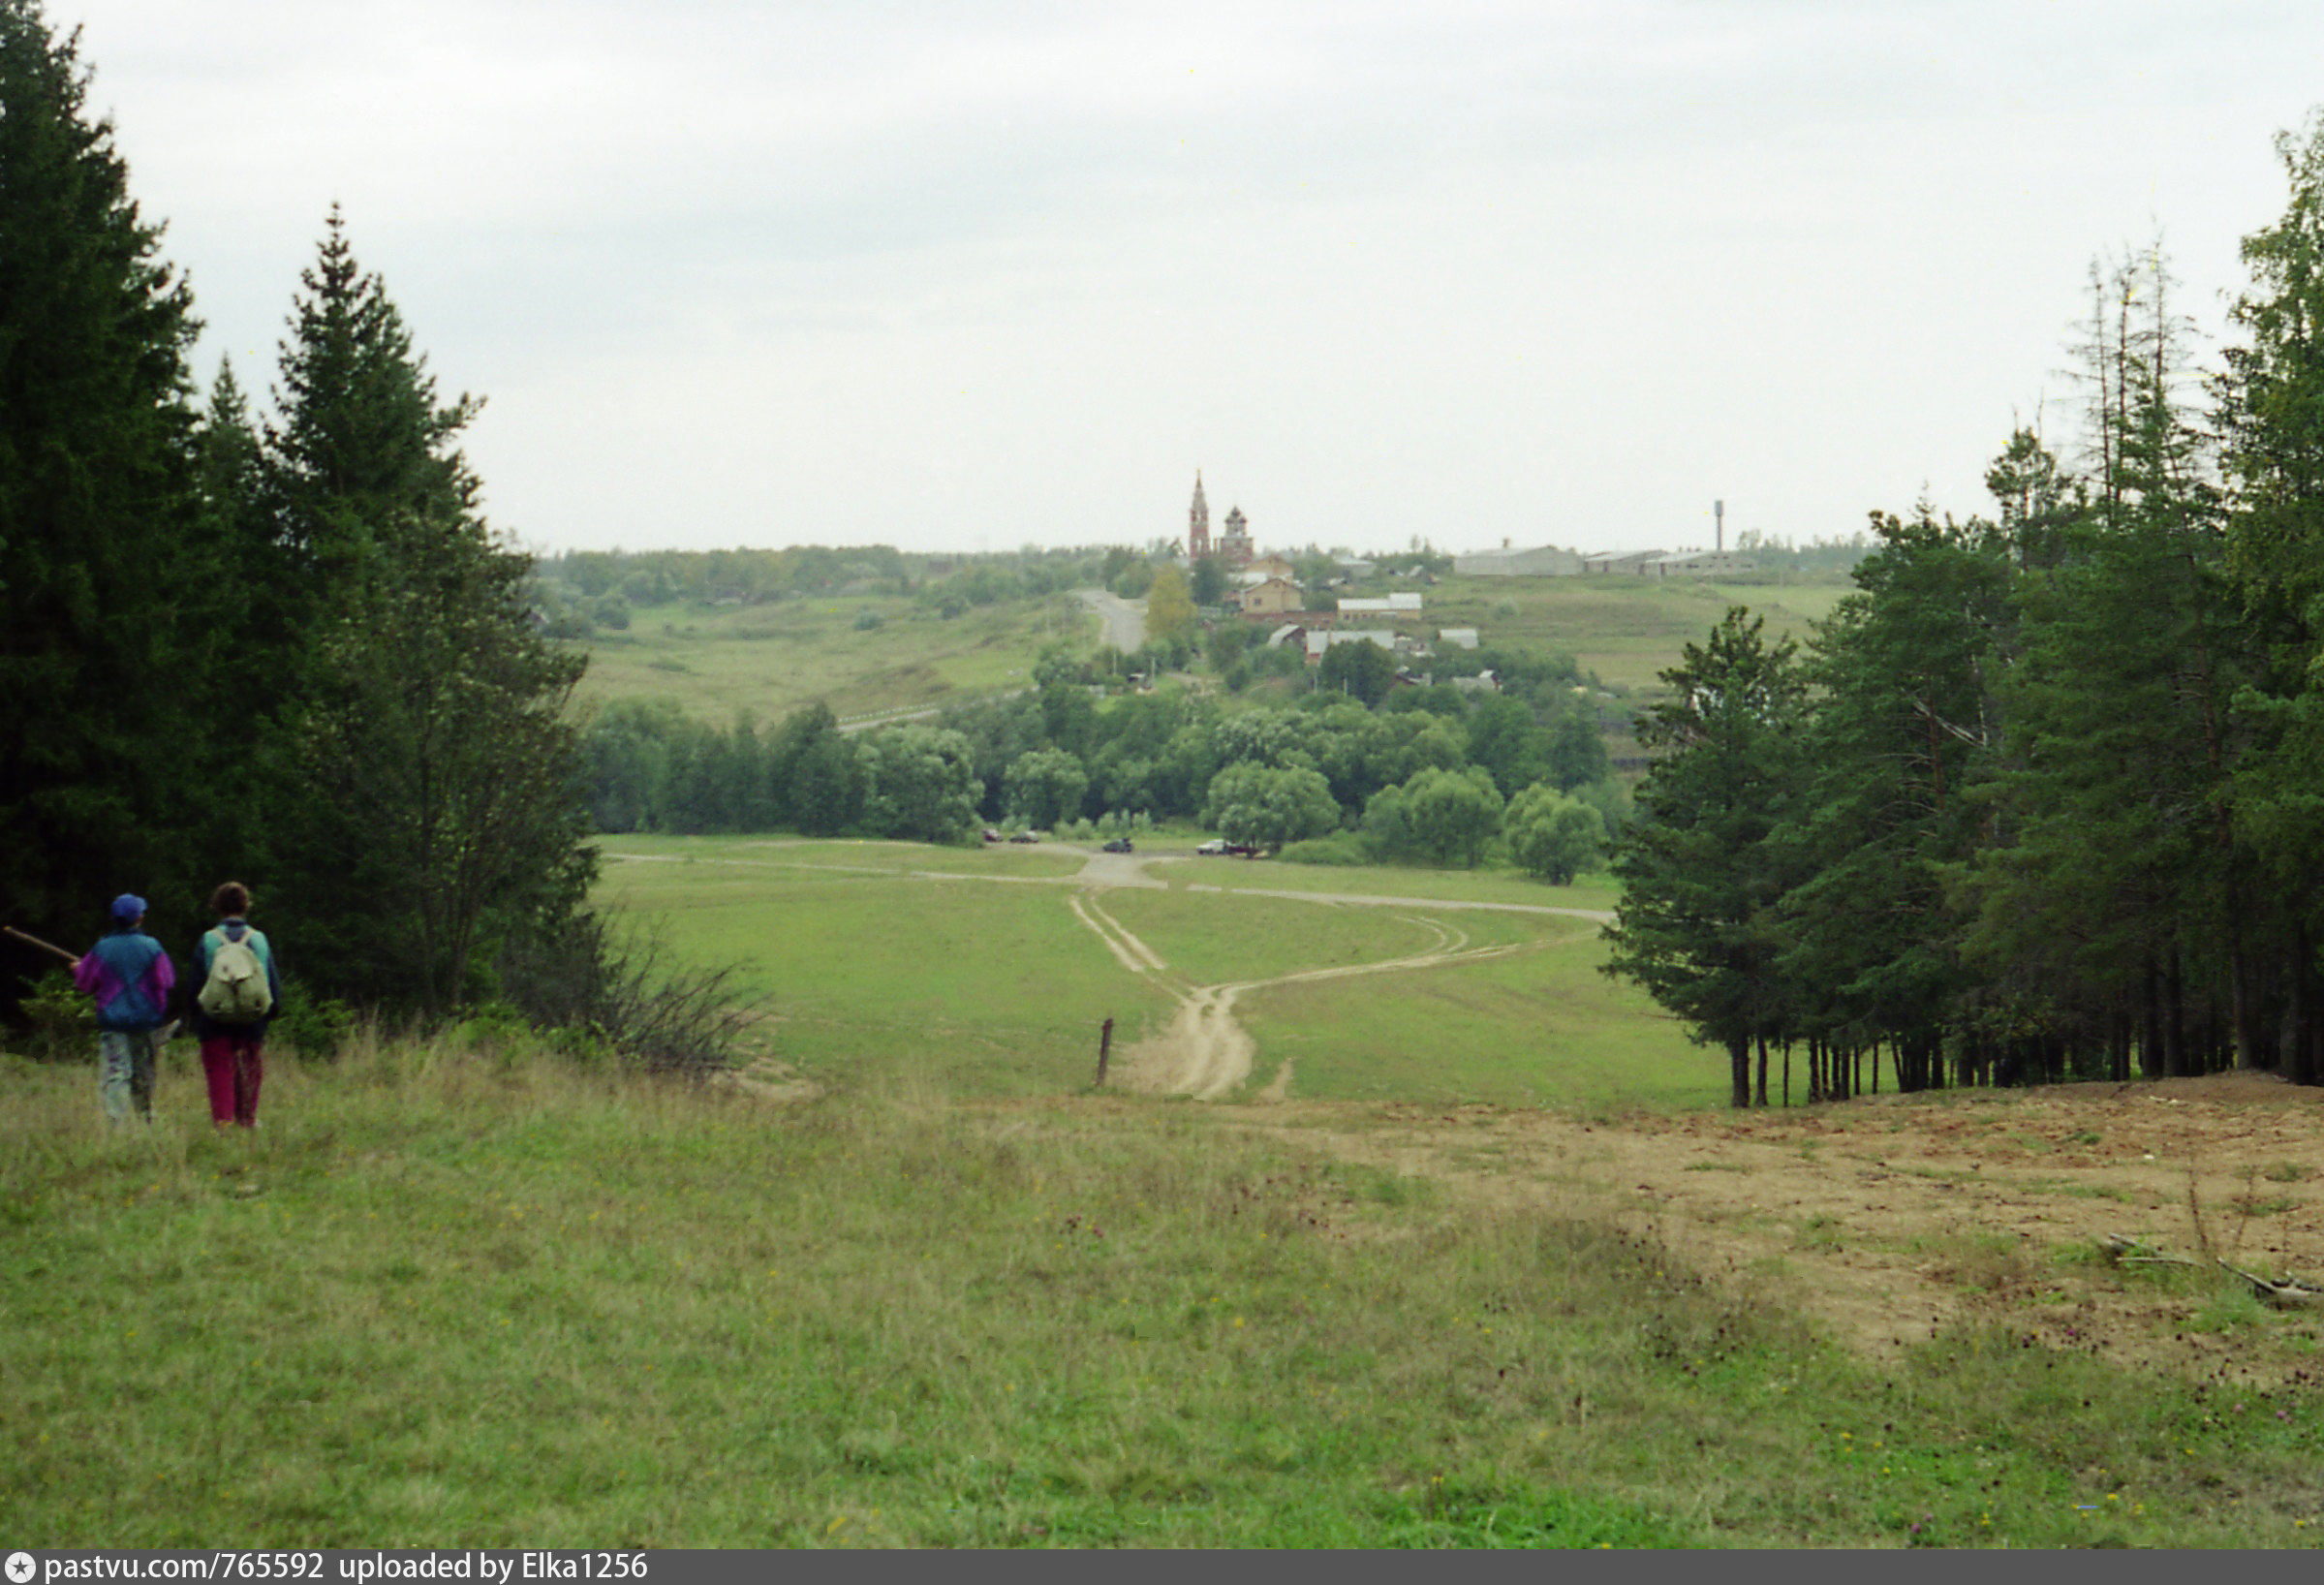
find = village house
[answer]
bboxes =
[1304,629,1398,665]
[1232,575,1306,617]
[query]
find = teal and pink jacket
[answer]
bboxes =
[73,926,175,1032]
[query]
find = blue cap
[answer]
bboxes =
[110,893,147,921]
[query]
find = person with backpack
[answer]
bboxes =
[191,882,283,1130]
[70,894,176,1123]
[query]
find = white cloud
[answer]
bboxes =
[49,0,2324,552]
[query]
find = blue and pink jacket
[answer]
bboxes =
[73,927,175,1032]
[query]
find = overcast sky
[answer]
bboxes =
[58,1,2324,556]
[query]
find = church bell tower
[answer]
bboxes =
[1188,471,1210,558]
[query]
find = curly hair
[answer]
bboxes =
[210,881,251,917]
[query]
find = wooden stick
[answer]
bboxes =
[3,925,77,966]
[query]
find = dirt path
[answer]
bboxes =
[613,841,1579,1103]
[1084,903,1539,1101]
[1180,879,1612,923]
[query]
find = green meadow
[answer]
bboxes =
[574,591,1084,725]
[1173,855,1621,912]
[594,836,1715,1107]
[596,840,1173,1095]
[8,834,2321,1548]
[1236,919,1699,1109]
[567,573,1857,732]
[1420,574,1852,692]
[6,1044,2316,1548]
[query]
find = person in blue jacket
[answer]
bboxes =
[71,894,175,1123]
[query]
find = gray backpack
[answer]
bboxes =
[199,929,273,1022]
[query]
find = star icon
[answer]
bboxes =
[7,1552,37,1584]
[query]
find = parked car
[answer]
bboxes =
[1224,842,1260,857]
[1007,830,1040,844]
[1101,837,1133,854]
[981,827,1004,844]
[1195,839,1227,855]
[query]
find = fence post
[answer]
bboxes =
[1097,1016,1114,1088]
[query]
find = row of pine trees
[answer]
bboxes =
[1610,122,2324,1103]
[1,3,588,1021]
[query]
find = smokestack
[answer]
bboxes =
[1714,499,1724,554]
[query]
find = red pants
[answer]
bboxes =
[199,1035,264,1127]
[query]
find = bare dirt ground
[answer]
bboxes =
[1246,1073,2324,1377]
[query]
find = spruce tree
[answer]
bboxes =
[1602,609,1809,1106]
[260,215,590,1017]
[1780,507,2012,1090]
[2220,111,2324,1084]
[0,0,205,958]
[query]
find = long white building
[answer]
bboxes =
[1452,543,1584,576]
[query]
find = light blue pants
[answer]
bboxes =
[98,1031,155,1123]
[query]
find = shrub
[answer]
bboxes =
[15,970,91,1062]
[1278,831,1371,866]
[497,911,759,1076]
[271,982,356,1060]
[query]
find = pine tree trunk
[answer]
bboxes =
[2142,954,2165,1080]
[1728,1036,1751,1109]
[1755,1035,1769,1107]
[2164,944,2187,1078]
[2230,907,2261,1071]
[2293,922,2318,1088]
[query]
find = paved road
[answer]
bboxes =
[1076,587,1146,652]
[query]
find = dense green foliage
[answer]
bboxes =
[581,644,1626,865]
[1505,785,1608,885]
[0,4,591,1024]
[0,2,207,953]
[1610,140,2324,1100]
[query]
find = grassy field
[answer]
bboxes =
[567,574,1854,729]
[1410,574,1851,692]
[597,841,1173,1095]
[605,834,1089,881]
[1236,919,1703,1109]
[1175,855,1621,913]
[595,836,1713,1106]
[573,591,1087,724]
[5,1048,2315,1548]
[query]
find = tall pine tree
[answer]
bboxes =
[260,215,592,1017]
[1603,608,1809,1107]
[0,0,207,968]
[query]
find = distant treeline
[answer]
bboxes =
[1725,532,1875,576]
[528,544,1115,636]
[1610,133,2324,1102]
[583,646,1627,877]
[528,541,1474,640]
